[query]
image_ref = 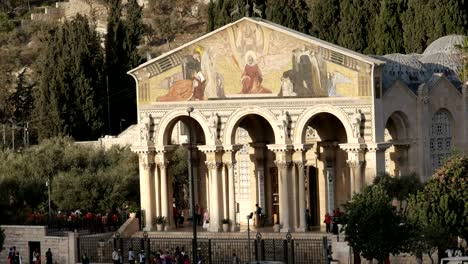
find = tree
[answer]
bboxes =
[0,137,139,223]
[373,172,423,212]
[34,14,105,141]
[0,11,14,33]
[8,68,35,124]
[309,0,340,44]
[105,0,142,135]
[408,155,468,241]
[169,146,189,209]
[371,0,405,55]
[342,185,408,263]
[338,0,381,53]
[266,0,310,34]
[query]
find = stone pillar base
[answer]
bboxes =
[231,225,240,232]
[280,228,291,233]
[208,226,222,232]
[295,227,306,232]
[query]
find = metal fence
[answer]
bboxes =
[78,232,328,264]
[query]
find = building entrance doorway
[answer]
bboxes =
[28,241,40,264]
[308,165,320,226]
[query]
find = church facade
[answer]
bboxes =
[128,17,468,232]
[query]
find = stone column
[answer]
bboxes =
[221,163,228,220]
[275,159,290,232]
[295,161,306,232]
[268,145,293,232]
[340,143,366,196]
[154,162,160,217]
[365,143,390,184]
[206,160,222,232]
[159,161,169,226]
[138,152,155,231]
[393,144,410,176]
[224,145,241,231]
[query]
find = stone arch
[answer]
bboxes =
[293,105,353,144]
[156,108,213,146]
[384,111,410,140]
[223,107,283,145]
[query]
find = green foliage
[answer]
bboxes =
[371,0,405,55]
[0,11,14,33]
[266,0,310,34]
[373,172,423,212]
[456,36,468,82]
[169,146,189,209]
[402,0,468,53]
[105,0,142,135]
[342,185,408,262]
[34,14,105,141]
[0,137,139,224]
[409,155,468,241]
[309,0,340,44]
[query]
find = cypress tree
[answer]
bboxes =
[266,0,310,34]
[309,0,340,44]
[105,0,142,135]
[402,0,427,53]
[34,15,105,140]
[206,0,216,32]
[371,0,405,55]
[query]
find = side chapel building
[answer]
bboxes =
[128,18,468,232]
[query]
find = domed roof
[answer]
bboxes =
[378,53,430,92]
[423,35,465,56]
[420,53,462,73]
[420,52,462,82]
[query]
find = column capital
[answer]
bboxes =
[155,145,177,154]
[223,144,242,153]
[292,143,313,151]
[346,160,365,168]
[205,160,222,170]
[366,142,392,152]
[293,160,305,169]
[266,144,293,153]
[156,161,169,169]
[274,160,290,169]
[197,145,224,153]
[224,161,234,169]
[339,143,367,153]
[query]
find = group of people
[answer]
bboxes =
[42,209,125,233]
[324,208,344,234]
[112,247,191,264]
[445,247,467,258]
[7,247,53,264]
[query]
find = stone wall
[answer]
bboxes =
[0,226,77,264]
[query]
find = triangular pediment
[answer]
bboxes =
[129,17,384,104]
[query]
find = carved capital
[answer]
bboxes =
[294,161,305,170]
[157,161,169,169]
[346,160,364,169]
[205,161,221,170]
[224,161,234,169]
[274,160,289,169]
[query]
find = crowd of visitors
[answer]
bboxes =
[7,247,53,264]
[324,208,344,234]
[26,208,128,233]
[112,247,192,264]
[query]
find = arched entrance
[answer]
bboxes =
[230,114,276,226]
[296,112,349,228]
[156,114,207,230]
[384,111,410,176]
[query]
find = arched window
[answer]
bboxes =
[430,110,452,172]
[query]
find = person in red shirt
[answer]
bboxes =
[324,213,331,233]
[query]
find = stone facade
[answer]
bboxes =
[126,17,468,233]
[0,226,77,264]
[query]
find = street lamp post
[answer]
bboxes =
[247,212,253,263]
[46,177,51,225]
[187,106,197,263]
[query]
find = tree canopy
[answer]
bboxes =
[34,14,105,141]
[0,137,139,224]
[342,184,408,263]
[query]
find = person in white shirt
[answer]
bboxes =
[128,248,135,264]
[138,250,145,264]
[112,249,119,264]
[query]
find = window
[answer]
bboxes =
[430,110,452,173]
